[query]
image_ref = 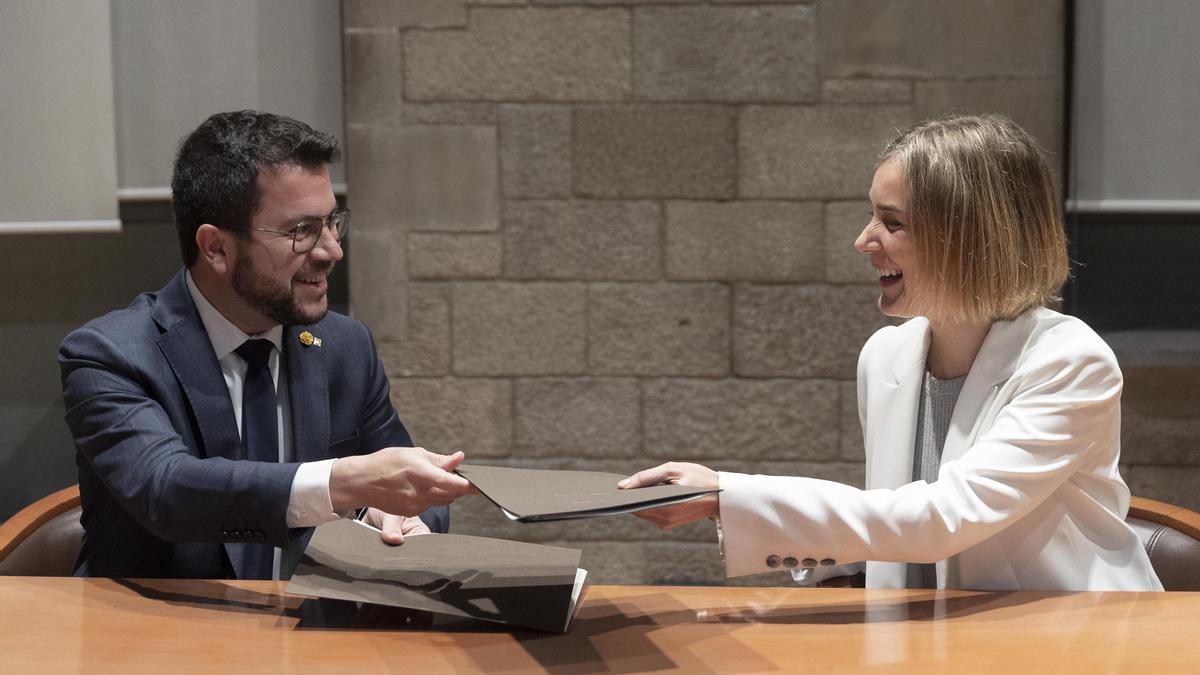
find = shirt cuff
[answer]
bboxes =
[286,459,342,528]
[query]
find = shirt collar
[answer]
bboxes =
[185,270,283,360]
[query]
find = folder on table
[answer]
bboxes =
[456,464,720,522]
[287,518,587,633]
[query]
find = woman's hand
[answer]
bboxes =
[618,462,720,529]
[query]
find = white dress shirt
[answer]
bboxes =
[185,272,342,540]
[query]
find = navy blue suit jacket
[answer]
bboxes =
[59,269,447,578]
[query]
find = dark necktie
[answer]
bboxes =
[234,339,277,580]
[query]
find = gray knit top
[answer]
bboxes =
[905,370,966,589]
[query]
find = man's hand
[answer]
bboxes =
[362,507,431,545]
[329,447,474,516]
[618,462,720,529]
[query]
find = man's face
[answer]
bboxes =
[231,163,341,327]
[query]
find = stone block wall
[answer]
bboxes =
[342,0,1072,585]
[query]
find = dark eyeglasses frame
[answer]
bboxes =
[219,208,350,254]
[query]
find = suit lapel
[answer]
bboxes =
[866,318,930,491]
[940,310,1039,464]
[153,271,243,460]
[864,319,930,588]
[284,324,329,463]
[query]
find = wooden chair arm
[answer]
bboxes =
[1129,495,1200,542]
[0,485,81,560]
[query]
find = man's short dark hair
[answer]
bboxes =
[170,110,341,267]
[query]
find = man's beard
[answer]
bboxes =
[232,255,330,326]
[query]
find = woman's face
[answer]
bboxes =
[855,158,926,319]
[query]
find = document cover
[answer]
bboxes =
[457,464,720,522]
[288,519,587,633]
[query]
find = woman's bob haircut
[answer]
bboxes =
[880,114,1070,324]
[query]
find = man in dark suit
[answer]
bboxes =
[59,110,473,579]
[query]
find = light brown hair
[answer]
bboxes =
[881,114,1069,324]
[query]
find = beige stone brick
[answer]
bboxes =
[789,461,866,488]
[644,379,840,461]
[395,125,499,232]
[342,31,401,124]
[404,7,630,101]
[822,78,912,104]
[343,0,467,29]
[399,102,496,125]
[503,201,661,280]
[575,105,736,199]
[576,542,649,585]
[532,0,807,5]
[389,377,512,457]
[734,284,886,378]
[633,5,816,102]
[825,201,877,283]
[461,456,638,475]
[589,284,729,377]
[345,124,404,232]
[533,0,693,5]
[1119,366,1200,465]
[453,282,586,375]
[913,77,1065,186]
[499,105,572,198]
[376,283,451,376]
[514,378,641,458]
[645,541,727,585]
[665,200,823,282]
[1124,465,1200,512]
[409,233,502,280]
[740,105,912,199]
[347,229,407,340]
[819,0,1064,78]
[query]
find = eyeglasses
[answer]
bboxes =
[221,208,350,254]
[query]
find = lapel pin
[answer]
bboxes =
[299,331,322,347]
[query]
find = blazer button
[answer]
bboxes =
[820,558,836,566]
[766,555,782,568]
[782,557,799,569]
[802,558,818,568]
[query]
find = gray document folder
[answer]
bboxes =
[288,518,587,633]
[457,464,720,522]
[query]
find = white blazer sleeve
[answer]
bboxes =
[716,326,1123,579]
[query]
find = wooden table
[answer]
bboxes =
[0,577,1196,672]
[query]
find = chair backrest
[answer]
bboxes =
[1127,496,1200,592]
[0,485,82,576]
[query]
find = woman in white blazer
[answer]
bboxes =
[622,114,1163,592]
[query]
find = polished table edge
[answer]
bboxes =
[3,577,1199,671]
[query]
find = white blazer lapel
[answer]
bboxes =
[863,318,930,588]
[941,311,1039,464]
[865,318,931,490]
